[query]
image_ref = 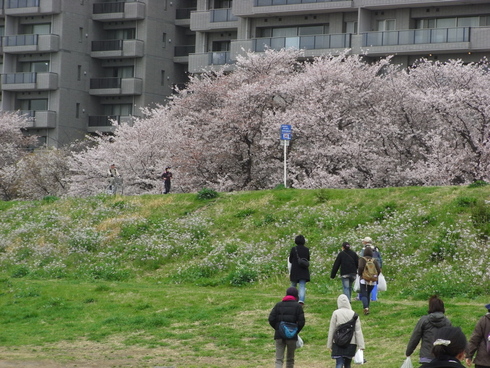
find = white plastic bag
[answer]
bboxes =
[296,335,303,348]
[353,275,361,293]
[377,273,387,292]
[400,357,413,368]
[287,257,292,274]
[353,349,364,364]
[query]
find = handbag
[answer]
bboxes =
[353,349,364,364]
[353,274,361,293]
[278,321,299,339]
[296,335,304,348]
[377,273,387,292]
[295,247,309,268]
[400,357,413,368]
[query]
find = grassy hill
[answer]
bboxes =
[0,186,489,367]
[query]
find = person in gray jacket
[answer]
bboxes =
[465,303,490,368]
[406,295,452,364]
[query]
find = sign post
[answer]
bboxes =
[280,124,292,188]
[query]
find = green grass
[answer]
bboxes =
[0,186,489,366]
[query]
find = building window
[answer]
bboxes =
[161,70,165,86]
[22,23,51,35]
[78,65,82,81]
[344,21,358,34]
[162,33,167,48]
[20,61,49,73]
[377,19,396,31]
[79,27,84,43]
[76,103,80,119]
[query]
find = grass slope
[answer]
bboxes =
[0,186,489,367]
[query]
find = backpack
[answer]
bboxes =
[334,313,358,348]
[362,257,378,282]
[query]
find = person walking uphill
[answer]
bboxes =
[465,303,490,368]
[289,235,310,305]
[357,246,381,315]
[327,294,365,368]
[331,242,359,301]
[269,287,305,368]
[406,295,452,365]
[421,326,467,368]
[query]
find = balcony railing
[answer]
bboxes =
[211,8,238,22]
[175,45,195,57]
[2,72,36,84]
[92,39,124,52]
[254,33,351,51]
[362,27,470,47]
[7,0,39,7]
[176,7,195,20]
[90,77,122,89]
[255,0,349,5]
[93,2,124,14]
[88,115,120,127]
[3,34,38,46]
[209,51,232,65]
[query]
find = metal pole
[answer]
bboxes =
[284,142,287,188]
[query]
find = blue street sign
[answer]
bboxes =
[280,125,292,140]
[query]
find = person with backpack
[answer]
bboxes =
[357,246,381,315]
[465,303,490,368]
[327,294,365,368]
[288,235,310,305]
[268,287,305,368]
[330,242,359,301]
[406,295,452,364]
[359,237,383,301]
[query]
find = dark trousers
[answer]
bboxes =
[164,180,171,194]
[360,283,374,309]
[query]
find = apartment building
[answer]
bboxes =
[0,0,196,147]
[189,0,490,73]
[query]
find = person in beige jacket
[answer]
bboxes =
[327,294,365,368]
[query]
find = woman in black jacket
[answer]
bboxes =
[421,326,467,368]
[289,235,310,305]
[330,242,359,300]
[269,287,305,368]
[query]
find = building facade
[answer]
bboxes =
[189,0,490,73]
[0,0,195,147]
[1,0,489,147]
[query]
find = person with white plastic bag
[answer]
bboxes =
[327,294,365,368]
[400,356,413,368]
[330,242,359,301]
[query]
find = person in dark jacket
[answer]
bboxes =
[465,303,490,368]
[420,326,467,368]
[289,235,310,305]
[331,242,359,301]
[357,246,381,315]
[406,295,452,364]
[269,287,306,368]
[161,167,172,194]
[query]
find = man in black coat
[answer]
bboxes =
[289,235,310,305]
[269,287,305,368]
[330,242,359,300]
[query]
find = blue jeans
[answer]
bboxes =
[336,357,352,368]
[291,280,306,303]
[360,283,374,309]
[341,274,356,300]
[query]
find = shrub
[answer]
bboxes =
[315,189,330,203]
[42,196,59,203]
[197,188,218,200]
[228,266,257,286]
[454,196,477,207]
[468,180,489,188]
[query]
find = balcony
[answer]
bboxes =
[233,0,353,17]
[174,45,195,63]
[92,1,145,21]
[21,110,56,129]
[87,115,135,133]
[254,34,351,53]
[2,34,60,54]
[191,9,238,31]
[1,72,58,91]
[188,51,235,73]
[89,77,142,96]
[0,0,4,17]
[361,27,471,55]
[5,0,61,16]
[91,39,144,59]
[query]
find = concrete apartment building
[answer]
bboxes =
[1,0,489,147]
[189,0,490,73]
[0,0,195,147]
